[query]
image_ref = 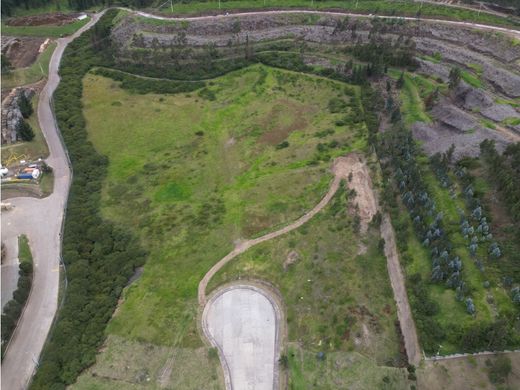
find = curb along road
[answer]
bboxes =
[0,13,104,390]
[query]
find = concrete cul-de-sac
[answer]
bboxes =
[203,285,281,390]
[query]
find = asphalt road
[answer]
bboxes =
[132,8,520,39]
[1,236,19,309]
[203,285,281,390]
[2,7,518,390]
[0,13,103,390]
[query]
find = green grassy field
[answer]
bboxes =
[75,64,373,386]
[2,42,56,89]
[1,18,89,37]
[208,182,404,366]
[18,235,33,264]
[287,343,409,390]
[401,73,432,126]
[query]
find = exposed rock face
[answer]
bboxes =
[412,121,508,159]
[109,12,520,158]
[454,82,520,123]
[1,88,35,145]
[431,101,480,133]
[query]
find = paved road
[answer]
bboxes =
[0,13,104,390]
[203,285,281,390]
[1,236,20,309]
[2,6,517,389]
[132,8,520,39]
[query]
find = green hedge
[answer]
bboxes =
[91,67,205,94]
[30,10,146,389]
[1,235,34,358]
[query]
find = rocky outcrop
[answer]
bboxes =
[412,121,508,159]
[1,88,35,145]
[454,82,520,123]
[431,101,480,132]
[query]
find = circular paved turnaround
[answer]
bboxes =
[202,285,281,390]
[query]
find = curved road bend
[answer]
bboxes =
[202,285,282,390]
[1,13,104,390]
[2,7,517,389]
[132,9,520,39]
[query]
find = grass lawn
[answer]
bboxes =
[209,183,404,366]
[18,235,33,264]
[1,18,90,37]
[76,63,374,387]
[287,343,409,389]
[401,73,432,126]
[72,335,223,390]
[2,42,56,89]
[80,63,367,351]
[1,94,49,166]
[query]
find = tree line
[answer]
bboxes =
[1,236,33,358]
[30,10,146,389]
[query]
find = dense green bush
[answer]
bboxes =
[1,237,34,358]
[92,67,205,94]
[30,10,146,389]
[17,119,35,141]
[19,93,33,119]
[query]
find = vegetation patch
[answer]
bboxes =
[2,42,56,89]
[209,184,405,367]
[1,235,33,357]
[0,18,90,37]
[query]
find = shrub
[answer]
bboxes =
[17,119,35,141]
[19,93,33,118]
[276,141,289,150]
[486,355,512,384]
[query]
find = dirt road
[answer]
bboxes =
[381,215,422,366]
[0,13,104,390]
[198,157,354,306]
[3,7,514,388]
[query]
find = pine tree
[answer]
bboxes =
[19,92,33,118]
[17,119,35,141]
[449,67,462,89]
[396,72,405,89]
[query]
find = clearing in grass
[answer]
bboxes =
[76,64,371,386]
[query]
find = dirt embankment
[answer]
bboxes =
[2,37,46,68]
[112,11,520,158]
[335,154,377,233]
[6,13,78,27]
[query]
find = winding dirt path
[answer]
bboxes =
[198,157,352,306]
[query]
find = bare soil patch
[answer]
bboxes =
[334,153,378,233]
[6,13,78,27]
[2,37,45,68]
[418,352,520,390]
[259,100,309,145]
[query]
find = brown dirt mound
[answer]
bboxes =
[2,37,45,68]
[7,12,78,27]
